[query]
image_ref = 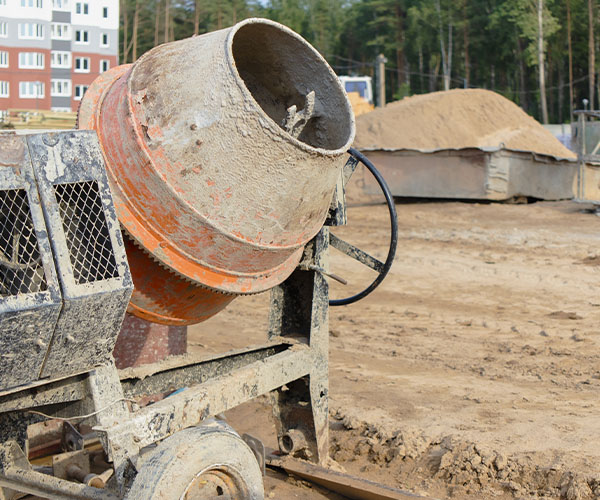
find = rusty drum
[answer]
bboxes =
[79,18,355,325]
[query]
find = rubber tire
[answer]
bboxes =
[125,421,264,500]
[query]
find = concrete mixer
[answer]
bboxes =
[0,19,397,499]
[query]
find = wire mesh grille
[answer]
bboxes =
[54,181,119,284]
[0,188,48,296]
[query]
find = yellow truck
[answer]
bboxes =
[339,75,374,116]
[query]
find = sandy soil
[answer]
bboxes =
[189,198,600,500]
[354,89,575,160]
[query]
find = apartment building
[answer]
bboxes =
[0,0,118,112]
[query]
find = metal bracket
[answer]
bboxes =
[61,422,84,452]
[326,154,359,227]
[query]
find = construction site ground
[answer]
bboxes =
[190,197,600,500]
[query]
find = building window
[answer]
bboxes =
[21,0,43,6]
[0,81,8,98]
[50,51,70,68]
[74,57,89,72]
[18,52,44,69]
[100,59,109,73]
[0,51,8,68]
[19,81,44,98]
[51,23,70,40]
[52,0,69,9]
[19,23,45,39]
[0,22,7,38]
[51,79,71,97]
[74,85,88,100]
[102,6,107,17]
[74,30,88,43]
[75,2,88,14]
[100,33,108,47]
[51,107,71,112]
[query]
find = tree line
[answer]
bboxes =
[119,0,598,124]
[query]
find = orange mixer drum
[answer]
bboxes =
[78,18,355,325]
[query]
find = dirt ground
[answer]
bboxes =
[189,198,600,500]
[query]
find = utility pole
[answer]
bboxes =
[164,0,170,43]
[538,0,549,124]
[567,0,574,123]
[376,53,387,107]
[589,0,595,110]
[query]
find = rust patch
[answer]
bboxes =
[0,135,25,175]
[180,165,202,177]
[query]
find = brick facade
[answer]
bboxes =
[0,46,51,109]
[0,0,118,112]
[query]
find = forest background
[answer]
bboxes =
[119,0,597,125]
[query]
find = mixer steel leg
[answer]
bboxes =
[268,228,330,463]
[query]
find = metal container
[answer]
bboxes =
[27,131,133,379]
[0,133,62,390]
[79,18,355,325]
[572,110,600,203]
[0,131,133,391]
[352,147,576,201]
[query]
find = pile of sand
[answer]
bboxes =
[354,89,576,159]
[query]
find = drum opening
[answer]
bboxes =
[231,21,354,152]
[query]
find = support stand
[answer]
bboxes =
[0,229,336,497]
[268,228,330,463]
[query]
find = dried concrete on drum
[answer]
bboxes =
[78,18,356,324]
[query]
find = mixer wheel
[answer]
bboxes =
[125,421,264,500]
[329,147,398,306]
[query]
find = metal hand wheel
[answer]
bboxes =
[329,148,398,306]
[0,219,41,271]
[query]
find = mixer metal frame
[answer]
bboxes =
[0,227,333,499]
[0,149,398,499]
